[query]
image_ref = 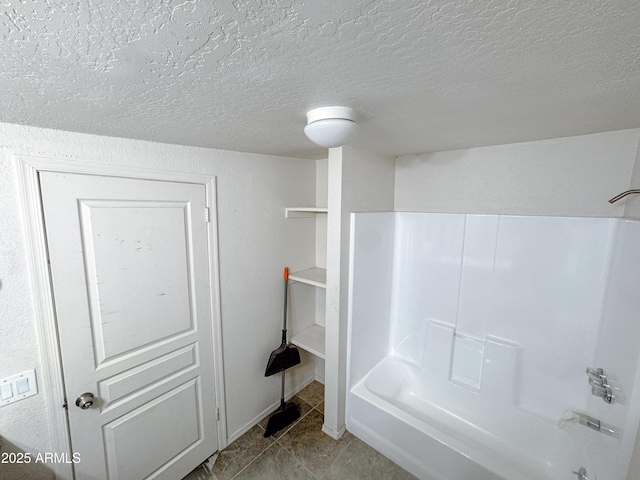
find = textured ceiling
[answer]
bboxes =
[1,0,639,159]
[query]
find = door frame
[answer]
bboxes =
[15,154,227,479]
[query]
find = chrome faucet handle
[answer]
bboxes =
[586,367,614,403]
[572,467,589,480]
[591,384,614,404]
[586,367,604,379]
[588,376,605,387]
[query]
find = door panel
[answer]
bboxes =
[80,200,194,362]
[39,172,218,479]
[98,345,198,412]
[103,380,202,480]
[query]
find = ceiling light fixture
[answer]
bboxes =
[304,106,358,148]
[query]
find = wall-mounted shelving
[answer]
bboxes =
[285,205,327,362]
[288,267,326,359]
[289,267,326,288]
[291,324,325,359]
[285,207,328,218]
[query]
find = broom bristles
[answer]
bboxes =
[263,402,300,437]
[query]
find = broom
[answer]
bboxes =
[263,267,301,437]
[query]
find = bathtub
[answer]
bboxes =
[348,357,589,480]
[346,212,640,480]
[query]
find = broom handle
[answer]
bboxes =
[282,267,289,342]
[282,268,289,407]
[280,370,286,407]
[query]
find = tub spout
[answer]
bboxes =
[561,410,616,437]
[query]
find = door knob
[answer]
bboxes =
[75,392,95,410]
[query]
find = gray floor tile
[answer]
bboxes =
[183,379,413,480]
[277,409,352,478]
[321,436,417,480]
[296,381,325,408]
[210,425,275,480]
[233,444,316,480]
[182,465,214,480]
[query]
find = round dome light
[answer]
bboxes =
[304,106,358,148]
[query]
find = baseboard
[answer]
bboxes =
[321,423,346,440]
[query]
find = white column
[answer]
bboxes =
[323,146,395,439]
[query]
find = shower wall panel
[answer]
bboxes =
[347,212,396,386]
[390,213,614,420]
[347,212,640,480]
[585,219,640,480]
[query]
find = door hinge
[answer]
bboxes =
[216,407,220,421]
[205,207,210,223]
[62,399,68,410]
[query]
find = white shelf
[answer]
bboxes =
[285,207,328,218]
[285,205,327,361]
[289,267,326,288]
[291,324,325,359]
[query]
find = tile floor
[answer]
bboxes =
[184,381,416,480]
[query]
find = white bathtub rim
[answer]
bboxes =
[349,375,540,480]
[362,356,567,454]
[349,354,599,480]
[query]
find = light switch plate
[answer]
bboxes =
[0,370,37,407]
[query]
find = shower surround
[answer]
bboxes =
[346,212,640,480]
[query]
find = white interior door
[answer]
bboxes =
[39,172,219,480]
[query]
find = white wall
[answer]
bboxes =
[0,122,316,478]
[395,129,640,217]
